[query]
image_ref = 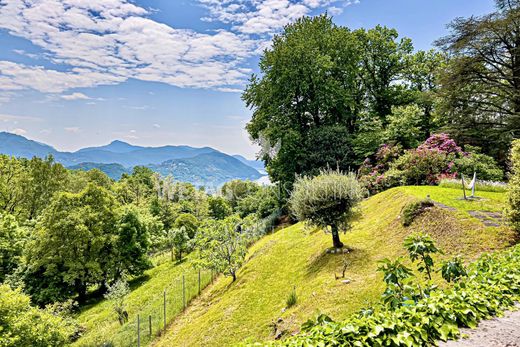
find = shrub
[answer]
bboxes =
[403,233,440,280]
[453,145,503,181]
[400,198,434,227]
[0,284,77,347]
[289,170,366,248]
[439,178,507,192]
[440,256,467,283]
[507,139,520,233]
[358,135,504,194]
[104,279,130,325]
[286,286,298,308]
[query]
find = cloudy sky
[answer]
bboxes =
[0,0,495,158]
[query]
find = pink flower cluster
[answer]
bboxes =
[418,133,462,155]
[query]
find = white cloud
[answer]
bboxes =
[153,123,161,128]
[61,92,91,100]
[0,0,259,93]
[64,126,81,133]
[0,113,42,122]
[0,0,359,95]
[11,128,27,135]
[198,0,357,35]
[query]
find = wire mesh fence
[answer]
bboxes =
[91,268,214,347]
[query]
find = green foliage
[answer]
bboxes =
[453,146,504,181]
[285,286,297,308]
[0,213,26,283]
[194,215,248,282]
[221,180,259,209]
[507,139,520,233]
[237,186,279,219]
[403,233,441,280]
[23,184,120,304]
[400,198,434,227]
[440,256,467,283]
[0,284,76,347]
[173,213,199,239]
[436,0,520,164]
[289,171,366,248]
[114,207,152,277]
[244,15,437,189]
[104,279,130,326]
[208,196,233,220]
[377,258,413,308]
[169,227,191,261]
[273,242,520,347]
[384,105,423,149]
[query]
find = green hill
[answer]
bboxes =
[153,186,515,347]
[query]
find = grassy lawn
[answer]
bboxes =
[153,186,516,347]
[72,254,212,347]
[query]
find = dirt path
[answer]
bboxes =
[439,307,520,347]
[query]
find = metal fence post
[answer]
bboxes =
[182,274,186,309]
[149,315,152,337]
[198,269,201,295]
[163,290,166,331]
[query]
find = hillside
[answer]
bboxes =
[154,186,516,347]
[68,162,131,180]
[0,132,263,186]
[148,152,262,187]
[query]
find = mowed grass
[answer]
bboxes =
[153,186,516,347]
[73,254,212,347]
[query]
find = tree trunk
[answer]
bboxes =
[331,224,344,248]
[231,271,237,282]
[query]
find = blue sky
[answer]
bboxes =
[0,0,495,158]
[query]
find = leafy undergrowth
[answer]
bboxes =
[270,244,520,346]
[153,186,516,347]
[72,254,212,347]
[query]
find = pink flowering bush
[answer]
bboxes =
[417,133,462,155]
[358,134,503,194]
[358,144,403,193]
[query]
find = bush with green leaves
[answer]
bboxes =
[403,233,441,280]
[400,198,434,227]
[507,139,520,233]
[264,240,520,347]
[440,256,467,283]
[208,196,233,220]
[104,279,130,326]
[173,213,199,239]
[0,213,26,283]
[289,171,366,248]
[194,215,248,282]
[0,284,77,347]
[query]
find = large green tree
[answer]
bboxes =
[244,15,431,190]
[24,184,120,304]
[436,0,520,163]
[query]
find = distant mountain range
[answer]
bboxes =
[0,132,265,187]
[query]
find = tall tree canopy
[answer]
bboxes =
[437,0,520,163]
[244,15,441,190]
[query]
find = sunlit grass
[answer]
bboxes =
[154,186,515,347]
[73,254,212,347]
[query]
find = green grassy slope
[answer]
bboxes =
[73,255,212,347]
[154,186,516,347]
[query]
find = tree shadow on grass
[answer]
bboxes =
[82,273,152,309]
[305,246,370,279]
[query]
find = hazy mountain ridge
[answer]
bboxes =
[0,132,263,185]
